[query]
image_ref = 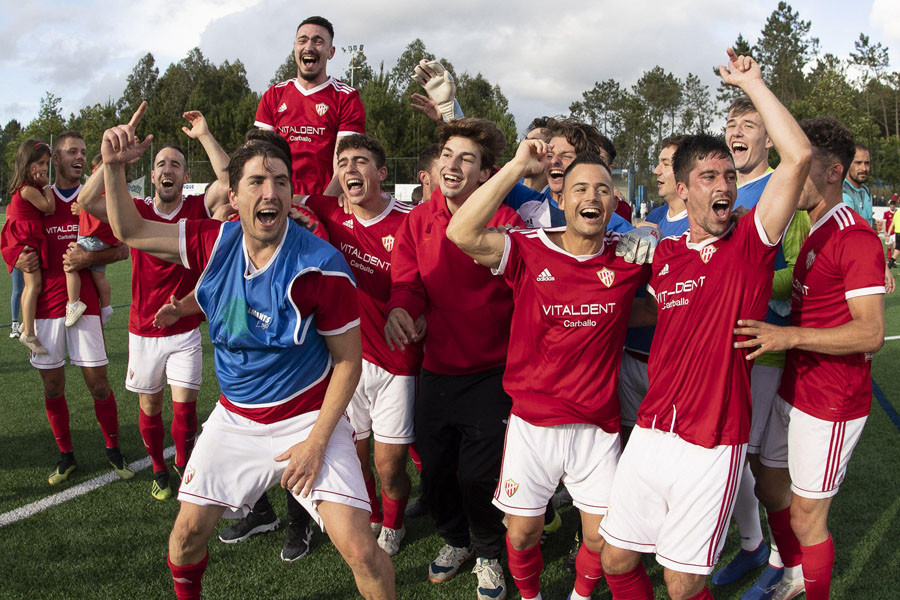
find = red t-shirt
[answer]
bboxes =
[498,227,650,430]
[255,77,365,195]
[303,194,423,376]
[387,190,525,375]
[638,208,779,448]
[1,182,47,271]
[78,201,119,246]
[779,204,886,421]
[36,185,100,319]
[180,218,359,420]
[129,195,209,337]
[883,209,895,236]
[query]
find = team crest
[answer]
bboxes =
[504,478,519,497]
[700,245,717,264]
[182,466,195,486]
[806,250,816,270]
[277,102,287,113]
[315,102,329,116]
[597,267,615,288]
[382,235,395,252]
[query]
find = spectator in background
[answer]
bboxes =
[416,143,441,203]
[842,143,873,227]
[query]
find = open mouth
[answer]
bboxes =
[548,168,565,182]
[712,199,730,218]
[301,53,319,68]
[731,141,748,157]
[160,178,175,190]
[442,173,461,186]
[579,206,602,222]
[345,178,363,192]
[256,207,279,226]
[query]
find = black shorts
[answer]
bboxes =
[894,232,900,248]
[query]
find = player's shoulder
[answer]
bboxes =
[328,77,358,95]
[645,205,668,224]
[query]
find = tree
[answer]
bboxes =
[24,92,67,141]
[752,2,818,105]
[67,101,120,164]
[569,79,624,137]
[118,53,159,122]
[714,33,753,115]
[850,33,892,136]
[343,50,374,89]
[270,52,296,86]
[1,119,23,199]
[634,66,682,145]
[680,73,714,133]
[455,73,518,153]
[390,39,435,92]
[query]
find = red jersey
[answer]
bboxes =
[499,227,650,430]
[1,182,47,271]
[36,185,100,319]
[387,190,525,375]
[79,204,119,246]
[639,208,778,448]
[129,195,209,337]
[255,77,365,195]
[303,194,423,376]
[779,204,886,421]
[883,208,896,236]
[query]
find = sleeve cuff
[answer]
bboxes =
[490,234,512,276]
[845,286,886,299]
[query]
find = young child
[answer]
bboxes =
[65,154,117,326]
[0,139,55,354]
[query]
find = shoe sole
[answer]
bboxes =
[219,518,281,544]
[49,464,77,485]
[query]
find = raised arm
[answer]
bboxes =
[719,48,811,243]
[181,111,231,219]
[446,138,547,269]
[77,163,109,222]
[103,102,181,264]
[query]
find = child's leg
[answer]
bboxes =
[21,269,42,338]
[66,270,82,305]
[91,270,111,307]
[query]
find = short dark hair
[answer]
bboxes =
[854,142,869,154]
[416,143,441,174]
[155,143,187,166]
[298,16,334,41]
[411,186,423,204]
[799,117,855,179]
[660,134,690,152]
[438,118,507,170]
[90,154,103,171]
[227,141,292,194]
[672,134,732,185]
[546,118,616,164]
[246,128,292,164]
[336,134,386,169]
[727,96,757,118]
[562,151,611,182]
[526,116,551,133]
[52,130,84,154]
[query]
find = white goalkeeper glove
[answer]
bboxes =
[412,60,463,122]
[615,224,661,264]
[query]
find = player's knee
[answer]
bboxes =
[373,456,407,492]
[86,378,111,400]
[600,544,638,575]
[581,525,605,551]
[42,379,66,399]
[506,524,542,551]
[168,518,206,558]
[341,536,383,576]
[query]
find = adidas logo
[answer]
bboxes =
[277,102,287,113]
[659,263,669,276]
[342,219,354,229]
[536,268,555,282]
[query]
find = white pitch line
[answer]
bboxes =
[885,335,900,341]
[0,446,175,528]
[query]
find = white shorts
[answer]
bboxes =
[126,329,202,394]
[748,365,783,454]
[759,396,867,499]
[31,315,108,370]
[492,414,620,517]
[346,358,416,444]
[600,426,746,575]
[618,352,649,427]
[178,403,370,529]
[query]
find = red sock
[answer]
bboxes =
[506,534,543,599]
[767,507,802,568]
[686,588,714,600]
[93,392,119,448]
[408,443,422,472]
[801,535,834,600]
[605,563,653,600]
[171,401,198,467]
[139,410,167,472]
[365,476,383,523]
[574,543,604,596]
[381,490,408,530]
[167,551,208,600]
[45,396,72,453]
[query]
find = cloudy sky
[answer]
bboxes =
[1,0,899,135]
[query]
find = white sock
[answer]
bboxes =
[101,305,114,324]
[569,590,590,600]
[784,564,803,581]
[734,462,764,551]
[767,531,783,568]
[522,594,542,600]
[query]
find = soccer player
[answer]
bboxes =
[598,48,812,600]
[101,103,395,600]
[386,118,524,599]
[13,130,134,486]
[841,144,873,228]
[619,135,690,441]
[447,138,651,600]
[738,117,886,600]
[78,111,231,501]
[298,134,421,556]
[883,198,896,266]
[712,95,813,598]
[254,15,365,196]
[415,143,441,203]
[522,117,552,191]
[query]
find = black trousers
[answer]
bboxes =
[415,366,511,559]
